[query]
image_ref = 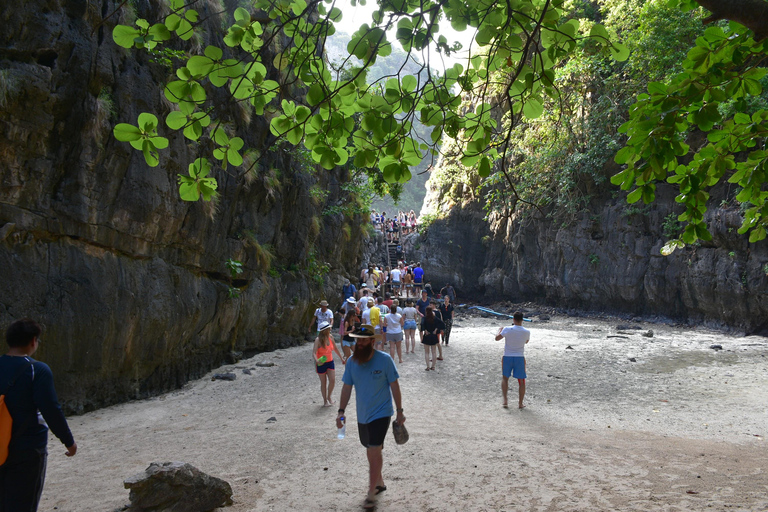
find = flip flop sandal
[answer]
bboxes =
[375,485,387,495]
[363,497,377,509]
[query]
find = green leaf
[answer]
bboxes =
[113,123,142,141]
[627,188,642,203]
[234,7,250,23]
[187,55,215,76]
[113,25,140,48]
[609,42,629,62]
[166,111,188,131]
[307,83,325,106]
[138,113,159,132]
[660,239,684,256]
[141,140,160,167]
[478,156,491,177]
[522,99,543,119]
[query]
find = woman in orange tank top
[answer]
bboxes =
[312,321,345,407]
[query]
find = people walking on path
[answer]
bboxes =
[420,306,444,371]
[340,309,359,361]
[0,319,77,511]
[384,301,404,363]
[439,283,456,304]
[431,299,444,361]
[412,263,424,294]
[312,300,334,336]
[494,312,530,409]
[313,322,345,407]
[342,279,357,302]
[415,291,430,344]
[429,299,445,361]
[439,296,454,345]
[402,300,419,354]
[402,268,414,298]
[357,288,372,312]
[336,325,405,510]
[390,266,401,297]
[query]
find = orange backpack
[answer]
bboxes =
[0,361,33,466]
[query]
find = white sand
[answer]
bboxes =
[40,314,768,511]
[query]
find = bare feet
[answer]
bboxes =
[519,404,525,409]
[327,399,336,405]
[323,402,331,407]
[502,402,508,408]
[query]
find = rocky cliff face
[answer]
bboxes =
[409,160,768,334]
[0,0,366,412]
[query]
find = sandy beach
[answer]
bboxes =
[40,312,768,511]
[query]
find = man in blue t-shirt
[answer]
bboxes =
[0,319,77,511]
[412,263,424,293]
[337,325,405,509]
[342,279,357,302]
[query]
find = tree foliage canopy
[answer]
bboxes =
[111,0,768,249]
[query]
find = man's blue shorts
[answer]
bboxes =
[502,356,526,379]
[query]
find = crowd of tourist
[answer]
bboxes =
[308,260,465,508]
[370,210,418,241]
[313,260,458,380]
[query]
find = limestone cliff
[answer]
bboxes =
[0,0,365,412]
[409,151,768,334]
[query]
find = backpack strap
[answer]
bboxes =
[1,359,33,396]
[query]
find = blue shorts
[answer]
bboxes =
[316,360,335,374]
[403,320,417,330]
[342,339,356,348]
[502,356,526,379]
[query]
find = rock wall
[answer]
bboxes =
[410,166,768,334]
[0,0,366,412]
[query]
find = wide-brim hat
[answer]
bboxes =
[318,321,332,331]
[361,283,367,288]
[347,324,382,339]
[319,300,329,307]
[346,297,356,304]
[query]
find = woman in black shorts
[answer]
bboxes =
[420,306,444,371]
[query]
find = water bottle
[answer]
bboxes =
[337,417,346,439]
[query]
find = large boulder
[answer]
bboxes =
[124,462,233,512]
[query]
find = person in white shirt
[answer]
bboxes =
[313,300,334,335]
[361,300,374,325]
[401,300,419,354]
[384,301,404,363]
[358,289,371,312]
[390,266,401,296]
[494,311,530,409]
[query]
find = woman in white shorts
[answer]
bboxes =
[385,301,405,363]
[402,300,419,354]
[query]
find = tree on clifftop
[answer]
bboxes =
[110,0,768,248]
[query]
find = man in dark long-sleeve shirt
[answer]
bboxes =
[0,319,77,511]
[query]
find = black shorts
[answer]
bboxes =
[358,416,391,448]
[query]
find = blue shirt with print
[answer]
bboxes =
[342,351,399,424]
